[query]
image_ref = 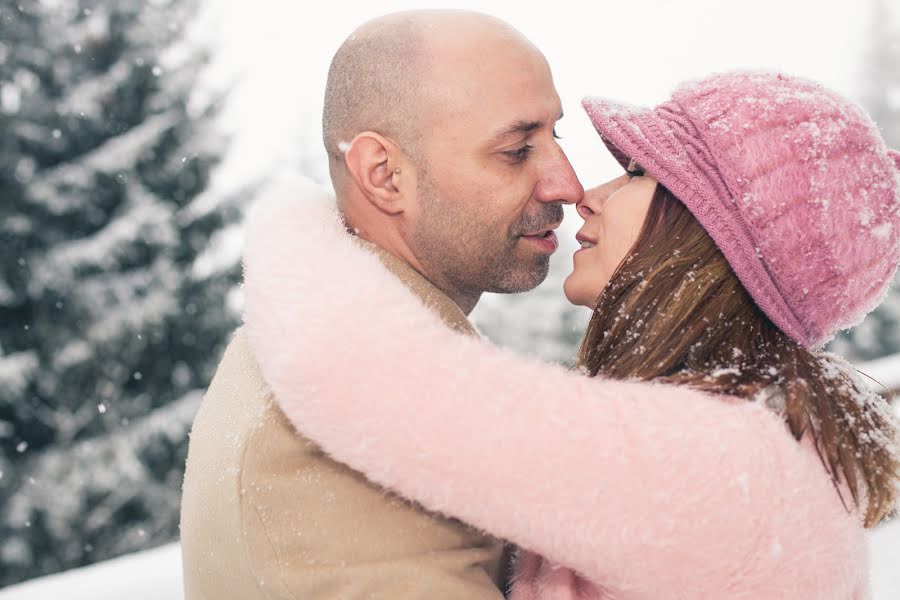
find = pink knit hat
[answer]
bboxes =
[583,71,900,348]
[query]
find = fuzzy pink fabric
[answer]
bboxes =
[241,177,871,600]
[583,71,900,349]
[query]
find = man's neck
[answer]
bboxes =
[351,230,480,316]
[442,285,480,317]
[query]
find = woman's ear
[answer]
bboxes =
[343,132,410,215]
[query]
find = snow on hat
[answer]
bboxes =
[582,70,900,349]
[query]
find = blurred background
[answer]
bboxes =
[1,0,899,597]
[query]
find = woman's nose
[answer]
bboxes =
[576,185,607,219]
[577,175,627,220]
[576,200,594,220]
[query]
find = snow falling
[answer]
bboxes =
[1,0,899,598]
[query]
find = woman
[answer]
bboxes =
[243,71,900,598]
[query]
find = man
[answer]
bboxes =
[179,9,583,599]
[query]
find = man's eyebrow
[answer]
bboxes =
[487,112,566,145]
[488,120,542,144]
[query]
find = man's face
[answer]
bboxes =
[407,37,584,298]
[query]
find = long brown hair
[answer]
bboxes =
[576,184,899,527]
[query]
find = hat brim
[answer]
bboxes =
[580,95,812,346]
[581,96,676,180]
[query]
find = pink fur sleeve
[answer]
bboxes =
[242,182,868,599]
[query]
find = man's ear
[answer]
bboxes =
[343,132,410,215]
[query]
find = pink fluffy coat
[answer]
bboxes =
[241,178,870,599]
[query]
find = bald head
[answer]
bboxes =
[322,10,537,188]
[322,11,582,312]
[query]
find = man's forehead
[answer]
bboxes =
[487,112,565,144]
[422,22,550,86]
[414,23,560,139]
[419,77,561,132]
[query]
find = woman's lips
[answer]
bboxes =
[574,231,597,254]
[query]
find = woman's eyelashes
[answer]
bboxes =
[625,158,645,179]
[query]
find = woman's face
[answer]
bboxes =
[563,172,657,307]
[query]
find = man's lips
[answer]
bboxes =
[520,226,560,253]
[521,223,560,237]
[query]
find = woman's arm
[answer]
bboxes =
[242,179,866,598]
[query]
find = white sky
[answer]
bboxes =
[198,0,873,196]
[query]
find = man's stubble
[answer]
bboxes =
[411,165,562,298]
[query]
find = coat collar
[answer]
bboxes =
[241,176,478,341]
[355,238,477,337]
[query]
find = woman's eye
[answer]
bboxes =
[552,127,562,140]
[626,165,645,179]
[626,158,644,178]
[504,144,533,163]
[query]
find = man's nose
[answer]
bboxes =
[533,146,584,205]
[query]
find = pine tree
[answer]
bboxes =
[0,0,244,585]
[829,0,900,362]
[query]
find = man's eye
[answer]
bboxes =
[504,144,533,163]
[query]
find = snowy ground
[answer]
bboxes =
[871,520,900,599]
[0,544,183,600]
[1,520,899,599]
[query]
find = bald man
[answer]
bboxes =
[180,10,583,600]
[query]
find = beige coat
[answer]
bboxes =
[179,241,507,599]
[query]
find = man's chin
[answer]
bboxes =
[485,256,551,294]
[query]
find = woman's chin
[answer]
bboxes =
[563,274,590,308]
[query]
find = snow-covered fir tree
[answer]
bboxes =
[829,0,900,362]
[0,0,244,586]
